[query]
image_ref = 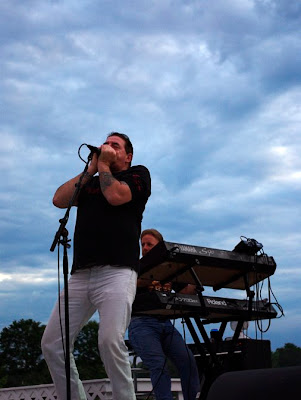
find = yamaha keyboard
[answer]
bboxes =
[138,240,276,291]
[132,291,278,322]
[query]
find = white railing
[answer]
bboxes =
[0,378,184,400]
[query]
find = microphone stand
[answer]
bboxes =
[50,153,92,400]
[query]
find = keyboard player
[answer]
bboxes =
[128,229,201,400]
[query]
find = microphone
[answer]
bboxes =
[86,144,101,156]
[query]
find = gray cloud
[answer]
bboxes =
[0,0,300,351]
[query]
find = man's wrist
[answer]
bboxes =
[98,160,111,170]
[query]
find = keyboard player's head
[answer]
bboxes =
[141,228,163,257]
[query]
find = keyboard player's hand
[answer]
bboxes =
[148,280,162,291]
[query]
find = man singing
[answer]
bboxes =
[42,132,151,400]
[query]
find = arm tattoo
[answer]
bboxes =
[99,172,129,193]
[99,172,116,192]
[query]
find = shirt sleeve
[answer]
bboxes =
[122,165,151,202]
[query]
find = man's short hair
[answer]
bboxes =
[108,132,133,155]
[141,229,164,242]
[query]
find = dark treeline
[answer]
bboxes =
[0,319,106,388]
[0,319,300,388]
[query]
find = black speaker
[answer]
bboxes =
[193,339,272,373]
[218,339,272,371]
[206,366,301,400]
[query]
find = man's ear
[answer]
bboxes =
[126,153,133,163]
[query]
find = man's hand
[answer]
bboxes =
[98,143,117,168]
[87,152,99,176]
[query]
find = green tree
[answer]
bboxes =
[0,318,108,387]
[272,343,301,368]
[74,320,107,379]
[0,318,108,388]
[0,319,51,387]
[0,363,7,387]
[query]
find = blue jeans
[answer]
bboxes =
[129,317,200,400]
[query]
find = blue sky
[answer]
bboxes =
[1,0,301,353]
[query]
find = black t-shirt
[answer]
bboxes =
[71,165,151,273]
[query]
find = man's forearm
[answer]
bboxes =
[98,163,132,206]
[53,172,93,208]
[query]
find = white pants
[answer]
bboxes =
[41,265,137,400]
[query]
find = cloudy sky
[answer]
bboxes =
[1,0,301,354]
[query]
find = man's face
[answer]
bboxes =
[141,234,159,257]
[103,135,132,172]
